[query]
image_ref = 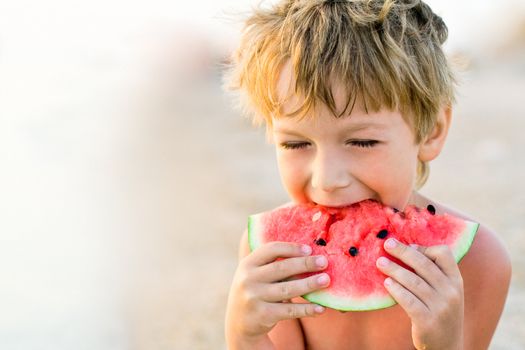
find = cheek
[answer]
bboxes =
[355,148,418,201]
[384,151,419,199]
[276,152,310,197]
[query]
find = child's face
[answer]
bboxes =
[271,65,422,210]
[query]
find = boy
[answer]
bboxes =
[223,1,511,349]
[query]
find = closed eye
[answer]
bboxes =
[280,142,310,150]
[347,140,379,148]
[280,140,378,149]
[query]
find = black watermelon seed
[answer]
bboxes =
[349,247,358,256]
[427,204,436,215]
[314,238,327,246]
[393,208,399,213]
[376,229,388,239]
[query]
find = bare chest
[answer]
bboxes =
[298,301,415,350]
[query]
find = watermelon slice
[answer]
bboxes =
[248,200,478,311]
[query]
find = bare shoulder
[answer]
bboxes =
[458,218,512,304]
[460,223,512,280]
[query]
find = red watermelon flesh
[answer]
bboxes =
[248,200,478,311]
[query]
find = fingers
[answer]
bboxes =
[256,254,328,282]
[376,256,435,306]
[377,239,464,317]
[383,277,428,318]
[247,240,330,304]
[265,302,325,323]
[379,241,466,348]
[421,245,463,280]
[249,241,312,266]
[231,241,328,337]
[263,273,330,302]
[381,239,448,288]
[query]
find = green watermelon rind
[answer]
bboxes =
[247,213,262,251]
[247,212,479,312]
[451,220,479,263]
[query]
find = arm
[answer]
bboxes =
[461,225,511,350]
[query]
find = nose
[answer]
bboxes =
[311,149,351,192]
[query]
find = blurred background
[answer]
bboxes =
[0,0,524,349]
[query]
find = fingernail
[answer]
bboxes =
[317,274,329,285]
[377,256,390,267]
[302,245,312,255]
[314,305,325,313]
[384,277,393,286]
[385,238,397,249]
[316,256,327,268]
[410,243,419,249]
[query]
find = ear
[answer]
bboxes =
[418,105,452,162]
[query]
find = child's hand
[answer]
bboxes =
[225,242,329,347]
[376,239,464,350]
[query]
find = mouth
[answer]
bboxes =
[312,198,379,209]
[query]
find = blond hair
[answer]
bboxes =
[223,0,456,188]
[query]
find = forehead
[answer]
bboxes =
[272,107,399,137]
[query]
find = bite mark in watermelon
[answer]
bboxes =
[248,200,478,311]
